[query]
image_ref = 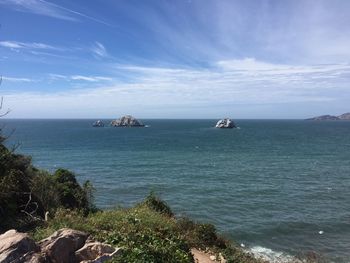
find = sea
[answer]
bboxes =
[2,119,350,262]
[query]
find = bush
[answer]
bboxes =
[142,192,173,217]
[0,144,44,230]
[0,142,95,230]
[53,169,91,212]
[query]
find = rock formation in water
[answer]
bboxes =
[110,115,145,127]
[306,112,350,121]
[215,118,236,128]
[92,120,105,127]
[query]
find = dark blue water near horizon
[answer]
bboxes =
[2,119,350,262]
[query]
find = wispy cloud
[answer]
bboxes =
[0,0,112,26]
[49,74,112,82]
[0,0,77,21]
[0,40,110,61]
[2,76,35,82]
[91,42,108,58]
[4,59,350,118]
[71,75,112,82]
[0,40,62,51]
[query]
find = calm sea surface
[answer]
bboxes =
[3,119,350,262]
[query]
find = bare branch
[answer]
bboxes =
[20,192,43,221]
[0,76,11,117]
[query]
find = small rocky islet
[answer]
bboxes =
[92,120,105,127]
[93,116,238,129]
[92,115,145,127]
[215,118,236,128]
[110,115,145,127]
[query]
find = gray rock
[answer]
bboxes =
[39,228,88,263]
[215,118,236,128]
[0,229,39,263]
[75,241,122,263]
[110,115,145,127]
[92,120,105,127]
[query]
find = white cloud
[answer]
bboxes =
[0,0,77,21]
[48,74,112,82]
[2,76,35,82]
[0,0,112,26]
[91,42,108,58]
[0,41,62,51]
[4,59,349,118]
[71,75,112,82]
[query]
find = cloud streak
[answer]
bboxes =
[0,0,112,26]
[4,59,349,118]
[2,76,35,82]
[91,42,108,58]
[49,74,113,82]
[0,40,109,60]
[0,40,62,51]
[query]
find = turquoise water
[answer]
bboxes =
[3,119,350,262]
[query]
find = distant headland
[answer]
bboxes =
[306,112,350,121]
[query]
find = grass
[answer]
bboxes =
[31,193,264,263]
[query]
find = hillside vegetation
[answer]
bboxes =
[0,135,265,262]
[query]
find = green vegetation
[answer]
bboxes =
[32,195,262,263]
[0,136,262,262]
[0,138,95,231]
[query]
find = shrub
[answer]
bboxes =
[0,144,44,230]
[142,192,173,217]
[53,169,90,212]
[0,142,95,230]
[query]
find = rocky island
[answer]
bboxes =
[215,118,236,128]
[306,112,350,121]
[92,120,104,127]
[110,115,145,127]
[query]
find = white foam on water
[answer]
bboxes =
[248,246,300,263]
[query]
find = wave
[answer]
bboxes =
[247,246,300,263]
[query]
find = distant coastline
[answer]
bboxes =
[306,112,350,121]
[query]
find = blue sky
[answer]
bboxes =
[0,0,350,118]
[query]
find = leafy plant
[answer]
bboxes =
[142,191,173,217]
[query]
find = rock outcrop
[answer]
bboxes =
[0,228,121,263]
[215,118,236,128]
[110,115,145,127]
[39,228,88,263]
[75,241,122,263]
[92,120,104,127]
[0,230,40,263]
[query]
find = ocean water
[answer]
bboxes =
[2,119,350,262]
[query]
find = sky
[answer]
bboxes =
[0,0,350,119]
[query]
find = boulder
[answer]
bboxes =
[75,241,122,263]
[0,229,39,263]
[215,118,236,128]
[110,115,145,127]
[39,228,88,263]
